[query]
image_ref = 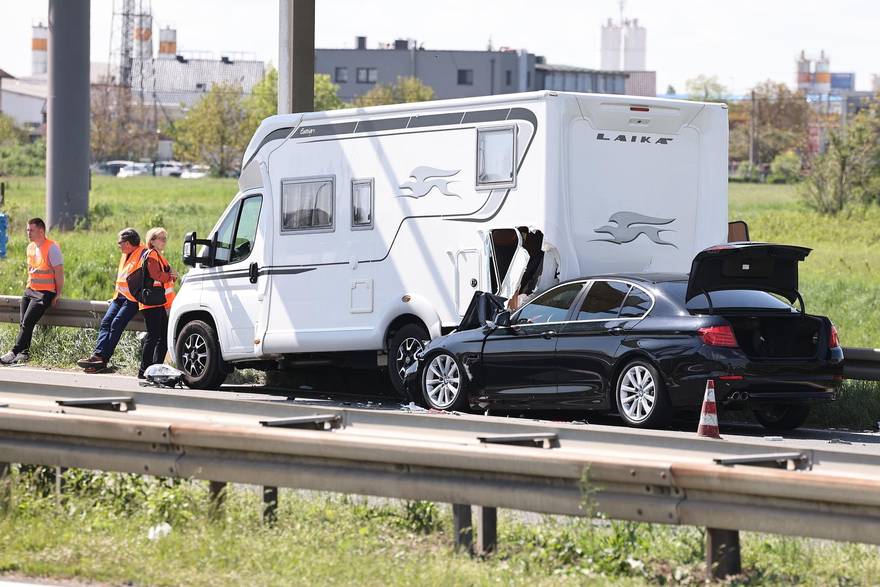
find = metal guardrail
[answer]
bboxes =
[0,295,145,332]
[3,381,880,578]
[843,347,880,382]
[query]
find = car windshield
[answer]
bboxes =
[664,283,796,312]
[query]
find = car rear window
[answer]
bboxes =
[666,283,795,311]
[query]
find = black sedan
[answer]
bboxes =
[405,243,844,430]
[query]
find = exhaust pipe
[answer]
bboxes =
[727,391,750,402]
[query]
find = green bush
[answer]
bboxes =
[769,150,802,183]
[0,140,46,176]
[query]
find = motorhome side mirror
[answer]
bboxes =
[495,310,511,328]
[182,231,197,266]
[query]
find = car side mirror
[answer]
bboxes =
[182,231,214,267]
[495,310,511,328]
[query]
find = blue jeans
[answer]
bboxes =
[94,295,140,361]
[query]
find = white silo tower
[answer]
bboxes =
[623,18,647,71]
[600,18,622,71]
[814,50,831,94]
[796,50,812,92]
[133,14,153,60]
[31,23,48,75]
[158,26,177,59]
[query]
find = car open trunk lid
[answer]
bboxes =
[686,243,812,305]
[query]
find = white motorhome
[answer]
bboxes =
[169,91,729,390]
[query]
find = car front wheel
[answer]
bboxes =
[421,352,469,411]
[615,360,672,428]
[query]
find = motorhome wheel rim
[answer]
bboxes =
[424,354,460,409]
[619,365,655,423]
[181,333,208,377]
[396,337,424,380]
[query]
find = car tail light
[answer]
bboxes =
[698,325,738,348]
[829,323,840,349]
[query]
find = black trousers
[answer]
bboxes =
[140,306,169,375]
[13,288,56,355]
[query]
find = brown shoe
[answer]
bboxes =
[77,354,104,368]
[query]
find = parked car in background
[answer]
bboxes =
[91,160,134,176]
[406,243,844,431]
[154,160,184,177]
[180,164,210,179]
[117,162,152,178]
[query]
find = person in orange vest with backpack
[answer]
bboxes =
[0,218,64,365]
[138,227,178,379]
[78,227,144,372]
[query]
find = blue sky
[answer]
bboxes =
[2,0,877,95]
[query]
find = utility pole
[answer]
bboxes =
[278,0,315,115]
[46,0,90,230]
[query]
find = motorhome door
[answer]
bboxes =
[200,194,266,358]
[485,228,528,300]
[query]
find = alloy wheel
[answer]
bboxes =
[619,365,656,423]
[181,332,208,377]
[424,354,461,409]
[395,337,424,380]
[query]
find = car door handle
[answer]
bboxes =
[541,330,556,339]
[248,262,259,284]
[610,326,624,334]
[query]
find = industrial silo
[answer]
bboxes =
[623,18,647,71]
[158,26,177,59]
[796,50,812,93]
[134,14,153,60]
[600,18,622,71]
[814,50,831,94]
[31,24,48,76]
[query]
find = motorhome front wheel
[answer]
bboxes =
[175,319,228,390]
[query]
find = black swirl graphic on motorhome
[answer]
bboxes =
[398,166,461,199]
[592,212,678,248]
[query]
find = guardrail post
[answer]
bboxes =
[208,481,226,520]
[452,503,473,553]
[55,466,67,503]
[263,486,278,525]
[707,527,741,579]
[0,462,10,513]
[475,506,497,556]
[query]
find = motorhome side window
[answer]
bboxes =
[351,179,373,229]
[212,201,241,265]
[230,196,263,263]
[476,126,516,188]
[281,177,335,232]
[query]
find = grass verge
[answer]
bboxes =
[3,467,880,586]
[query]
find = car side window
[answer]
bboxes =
[230,195,262,264]
[513,283,583,325]
[619,285,653,318]
[577,280,631,320]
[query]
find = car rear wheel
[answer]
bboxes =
[176,320,227,390]
[615,360,672,428]
[421,352,469,411]
[753,404,811,431]
[388,323,429,394]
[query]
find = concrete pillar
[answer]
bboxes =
[707,527,742,579]
[278,0,314,114]
[46,0,90,230]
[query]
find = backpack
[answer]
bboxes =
[126,250,167,306]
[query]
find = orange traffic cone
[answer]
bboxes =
[697,379,722,439]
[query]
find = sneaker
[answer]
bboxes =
[77,354,104,368]
[0,351,15,365]
[10,352,29,364]
[137,372,146,380]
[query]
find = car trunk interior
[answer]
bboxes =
[726,314,824,359]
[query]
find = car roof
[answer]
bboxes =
[556,273,689,287]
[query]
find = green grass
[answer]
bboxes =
[4,467,880,586]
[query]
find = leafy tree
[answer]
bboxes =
[685,75,728,102]
[171,83,250,177]
[665,85,676,96]
[353,76,434,107]
[769,150,802,183]
[90,85,157,162]
[314,73,346,111]
[0,113,26,146]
